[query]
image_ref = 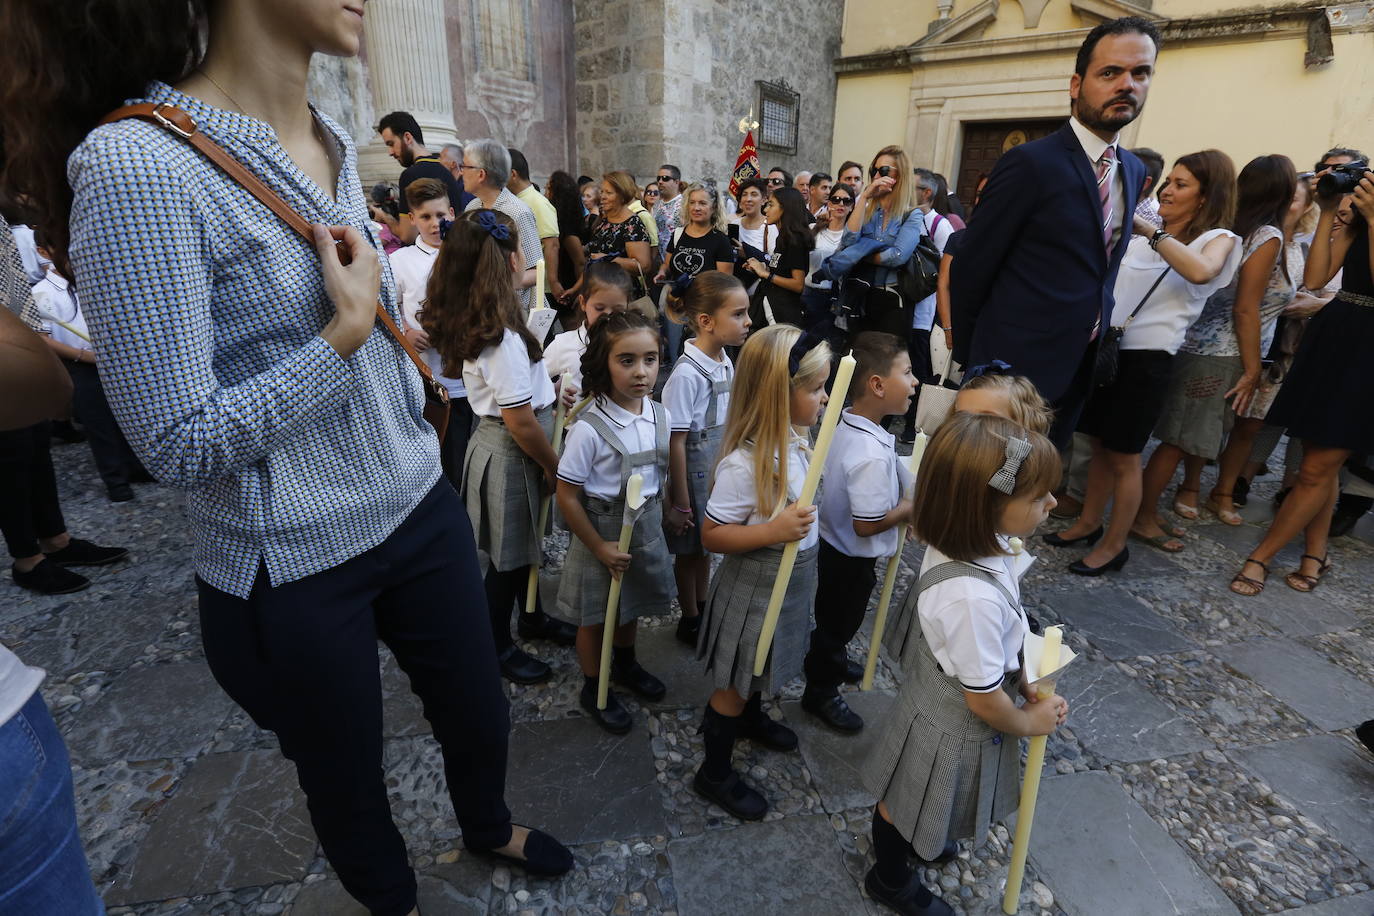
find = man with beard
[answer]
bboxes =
[950,17,1160,447]
[374,111,471,244]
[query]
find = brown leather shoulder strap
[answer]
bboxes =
[100,103,442,392]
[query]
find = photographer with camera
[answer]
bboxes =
[1230,157,1374,596]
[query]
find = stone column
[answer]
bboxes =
[357,0,461,185]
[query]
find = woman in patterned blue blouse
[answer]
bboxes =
[0,1,574,912]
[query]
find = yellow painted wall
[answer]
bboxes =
[1134,34,1374,172]
[831,71,912,170]
[842,1,941,56]
[980,0,1085,40]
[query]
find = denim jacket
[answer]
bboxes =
[827,206,928,287]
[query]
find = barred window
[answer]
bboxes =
[756,80,799,155]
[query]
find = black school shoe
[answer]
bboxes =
[741,703,798,752]
[498,645,552,685]
[676,613,701,647]
[578,681,632,734]
[12,559,90,595]
[692,767,768,820]
[44,538,129,567]
[801,690,864,733]
[611,660,666,701]
[464,826,574,877]
[517,610,577,647]
[864,868,954,916]
[107,483,135,503]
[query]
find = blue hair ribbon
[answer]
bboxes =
[476,209,511,241]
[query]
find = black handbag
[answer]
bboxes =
[1093,267,1171,388]
[896,229,941,304]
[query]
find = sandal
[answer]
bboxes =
[1229,557,1269,596]
[1172,486,1200,520]
[1284,553,1332,593]
[1129,529,1184,554]
[1205,492,1244,526]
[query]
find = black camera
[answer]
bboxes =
[1316,162,1371,197]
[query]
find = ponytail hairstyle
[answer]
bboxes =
[423,208,540,375]
[664,269,744,332]
[0,0,211,281]
[767,187,815,256]
[912,412,1061,562]
[717,324,831,517]
[579,309,660,401]
[580,258,634,305]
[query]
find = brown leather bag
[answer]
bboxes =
[98,103,451,441]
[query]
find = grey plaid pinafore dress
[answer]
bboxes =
[462,404,554,571]
[862,561,1025,860]
[556,401,677,626]
[665,360,732,556]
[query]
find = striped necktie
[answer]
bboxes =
[1097,146,1117,252]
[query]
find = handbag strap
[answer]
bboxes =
[1120,267,1172,330]
[98,103,444,398]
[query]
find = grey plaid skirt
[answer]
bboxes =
[697,543,818,697]
[881,572,923,677]
[557,493,676,626]
[665,425,724,556]
[462,406,554,572]
[861,630,1022,860]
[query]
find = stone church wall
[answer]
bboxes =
[574,0,843,187]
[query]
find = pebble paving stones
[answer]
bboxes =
[6,446,1374,914]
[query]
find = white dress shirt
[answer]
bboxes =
[390,238,465,398]
[1068,116,1127,255]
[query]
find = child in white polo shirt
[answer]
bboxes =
[391,178,470,482]
[543,260,633,404]
[802,332,918,733]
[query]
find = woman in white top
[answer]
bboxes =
[1144,155,1298,535]
[1049,151,1240,568]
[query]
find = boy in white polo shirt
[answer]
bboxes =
[391,178,472,483]
[803,332,918,732]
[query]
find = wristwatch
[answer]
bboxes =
[1149,228,1172,250]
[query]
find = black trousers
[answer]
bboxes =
[197,481,511,916]
[66,361,141,490]
[804,539,878,695]
[438,397,475,489]
[0,422,67,559]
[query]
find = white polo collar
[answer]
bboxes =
[415,237,439,256]
[839,409,892,446]
[594,394,654,429]
[683,339,728,375]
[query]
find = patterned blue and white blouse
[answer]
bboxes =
[68,81,441,598]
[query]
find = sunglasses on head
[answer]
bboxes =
[869,165,896,178]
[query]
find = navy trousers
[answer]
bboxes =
[197,480,511,916]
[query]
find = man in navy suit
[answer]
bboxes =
[951,17,1163,446]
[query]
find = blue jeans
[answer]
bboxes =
[0,692,104,915]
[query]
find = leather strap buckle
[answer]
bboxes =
[150,103,195,140]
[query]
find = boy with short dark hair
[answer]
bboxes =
[803,331,918,732]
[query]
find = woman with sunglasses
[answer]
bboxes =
[803,185,856,332]
[831,147,928,340]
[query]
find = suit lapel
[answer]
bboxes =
[1060,125,1108,265]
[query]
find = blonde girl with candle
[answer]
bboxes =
[693,324,830,821]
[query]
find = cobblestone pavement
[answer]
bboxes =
[5,442,1374,915]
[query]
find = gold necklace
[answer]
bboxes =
[196,67,248,115]
[196,67,326,146]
